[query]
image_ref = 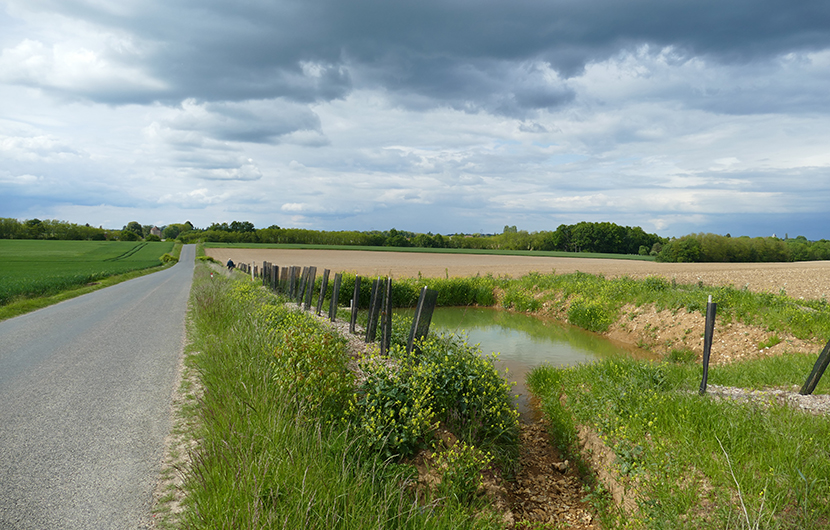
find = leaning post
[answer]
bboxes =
[316,269,330,316]
[349,276,362,334]
[406,286,438,355]
[800,340,830,395]
[330,273,342,322]
[303,267,317,310]
[365,278,382,343]
[380,278,393,355]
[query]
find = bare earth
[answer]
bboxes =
[206,248,830,301]
[201,249,830,528]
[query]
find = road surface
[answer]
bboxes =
[0,245,195,529]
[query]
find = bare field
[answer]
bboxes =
[206,248,830,300]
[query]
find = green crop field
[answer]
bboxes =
[0,240,174,305]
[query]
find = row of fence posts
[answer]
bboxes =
[248,261,438,355]
[234,262,829,393]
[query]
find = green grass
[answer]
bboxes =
[502,271,830,343]
[527,358,830,529]
[0,240,178,320]
[0,239,175,306]
[203,241,656,261]
[181,263,516,528]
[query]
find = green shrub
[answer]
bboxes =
[348,355,436,458]
[567,296,614,332]
[160,253,178,264]
[349,334,519,470]
[435,442,493,503]
[269,309,353,417]
[407,335,520,467]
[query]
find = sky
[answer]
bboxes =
[1,1,829,239]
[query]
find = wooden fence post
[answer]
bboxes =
[380,278,393,355]
[316,269,330,316]
[349,276,362,334]
[365,278,382,343]
[288,266,297,299]
[406,286,438,355]
[280,267,288,294]
[271,264,278,292]
[303,267,317,310]
[801,340,830,395]
[330,273,342,322]
[699,295,717,395]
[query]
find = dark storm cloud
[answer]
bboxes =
[10,0,830,114]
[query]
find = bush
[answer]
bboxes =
[348,355,436,458]
[160,253,178,264]
[349,334,519,470]
[435,442,493,503]
[145,234,161,242]
[567,296,614,332]
[269,309,353,417]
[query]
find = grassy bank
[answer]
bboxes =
[179,263,519,528]
[527,359,830,529]
[319,271,830,346]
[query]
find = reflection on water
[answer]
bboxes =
[402,306,653,418]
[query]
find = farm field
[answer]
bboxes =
[0,240,174,305]
[204,247,830,300]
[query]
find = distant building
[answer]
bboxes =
[150,226,162,238]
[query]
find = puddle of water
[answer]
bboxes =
[403,306,653,418]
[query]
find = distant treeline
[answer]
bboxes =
[180,221,665,255]
[655,233,830,263]
[0,218,195,242]
[5,217,829,263]
[0,218,111,240]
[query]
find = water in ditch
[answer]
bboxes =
[417,306,655,418]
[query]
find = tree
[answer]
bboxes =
[124,221,143,236]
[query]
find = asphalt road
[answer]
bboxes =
[0,244,195,529]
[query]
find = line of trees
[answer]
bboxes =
[179,221,665,255]
[6,217,830,263]
[655,233,830,263]
[0,218,196,242]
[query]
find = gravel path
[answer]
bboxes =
[0,245,195,529]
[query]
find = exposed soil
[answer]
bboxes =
[205,248,830,301]
[186,251,830,527]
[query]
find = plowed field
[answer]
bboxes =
[205,248,830,300]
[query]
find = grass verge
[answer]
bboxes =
[527,358,830,529]
[180,263,518,528]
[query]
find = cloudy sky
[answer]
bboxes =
[1,0,829,238]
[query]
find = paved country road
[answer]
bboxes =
[0,245,195,529]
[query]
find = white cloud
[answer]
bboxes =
[0,38,166,97]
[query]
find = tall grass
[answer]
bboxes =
[182,265,509,528]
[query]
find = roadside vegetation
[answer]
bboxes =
[180,262,519,528]
[0,239,179,321]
